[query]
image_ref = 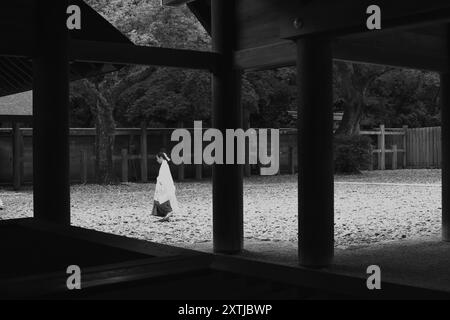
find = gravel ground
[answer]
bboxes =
[0,170,442,250]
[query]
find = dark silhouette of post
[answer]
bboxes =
[33,0,70,225]
[296,36,334,267]
[211,0,244,254]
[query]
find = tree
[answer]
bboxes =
[71,80,116,184]
[334,62,394,135]
[364,69,440,128]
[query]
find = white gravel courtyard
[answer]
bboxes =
[0,170,442,250]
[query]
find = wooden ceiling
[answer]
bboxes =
[165,0,450,72]
[0,0,131,98]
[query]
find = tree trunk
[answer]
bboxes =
[336,95,363,135]
[335,62,391,136]
[91,93,116,184]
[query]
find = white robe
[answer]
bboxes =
[154,160,179,213]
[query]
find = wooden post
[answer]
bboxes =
[80,150,88,184]
[212,0,244,254]
[442,71,450,241]
[297,35,334,268]
[178,164,185,181]
[368,144,374,171]
[140,122,148,183]
[289,146,295,174]
[195,164,202,180]
[12,122,23,191]
[392,145,398,170]
[378,125,386,170]
[403,125,408,168]
[33,0,70,224]
[121,149,128,183]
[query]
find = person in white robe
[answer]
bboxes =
[152,152,179,222]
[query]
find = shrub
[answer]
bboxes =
[334,134,372,174]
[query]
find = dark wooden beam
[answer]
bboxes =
[0,115,32,123]
[280,0,450,39]
[162,0,195,6]
[297,36,334,268]
[70,40,219,71]
[212,0,244,254]
[235,31,448,72]
[33,0,70,225]
[235,41,296,71]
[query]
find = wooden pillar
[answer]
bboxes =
[12,122,23,191]
[33,0,70,224]
[392,145,398,170]
[442,72,450,241]
[289,146,295,175]
[403,125,408,168]
[140,122,148,183]
[378,125,386,170]
[121,149,129,183]
[195,164,203,180]
[368,144,374,171]
[212,0,243,254]
[297,36,334,268]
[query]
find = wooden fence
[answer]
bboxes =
[361,125,442,170]
[0,128,298,188]
[406,126,441,169]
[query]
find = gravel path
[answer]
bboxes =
[0,170,442,250]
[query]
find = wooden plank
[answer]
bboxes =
[280,0,450,39]
[140,123,148,183]
[379,125,386,170]
[195,164,203,180]
[403,126,408,168]
[392,145,398,170]
[163,0,195,5]
[436,127,440,168]
[121,149,128,183]
[410,129,415,168]
[415,129,420,168]
[70,40,219,71]
[235,34,448,71]
[434,127,438,167]
[212,255,450,300]
[424,128,429,167]
[436,127,440,167]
